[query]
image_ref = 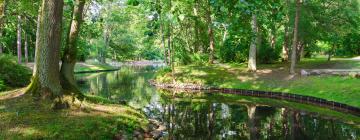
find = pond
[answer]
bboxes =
[76,66,360,140]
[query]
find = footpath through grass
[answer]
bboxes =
[155,58,360,108]
[0,89,148,139]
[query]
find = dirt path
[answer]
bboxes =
[352,56,360,61]
[0,88,25,100]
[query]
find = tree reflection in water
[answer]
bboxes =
[76,66,359,140]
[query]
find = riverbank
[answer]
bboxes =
[157,89,360,127]
[154,58,360,108]
[26,62,118,73]
[0,89,149,139]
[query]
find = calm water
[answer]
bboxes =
[76,66,360,140]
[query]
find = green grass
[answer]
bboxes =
[74,63,117,73]
[155,58,360,108]
[0,90,148,140]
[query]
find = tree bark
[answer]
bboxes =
[282,0,290,62]
[327,45,335,61]
[248,14,259,72]
[167,0,175,83]
[60,0,86,96]
[282,27,290,62]
[26,0,65,103]
[193,0,200,53]
[222,24,227,43]
[17,15,22,63]
[296,42,304,62]
[270,29,276,49]
[290,0,301,74]
[101,23,109,63]
[0,0,6,54]
[160,14,168,65]
[24,34,28,63]
[206,0,215,64]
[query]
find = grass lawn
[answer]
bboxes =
[74,63,117,73]
[0,89,148,139]
[155,58,360,108]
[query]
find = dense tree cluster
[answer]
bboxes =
[0,0,358,104]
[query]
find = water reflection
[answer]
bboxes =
[76,66,360,140]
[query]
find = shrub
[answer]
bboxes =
[0,55,32,90]
[0,79,5,91]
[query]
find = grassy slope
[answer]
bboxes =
[74,63,117,73]
[0,90,148,140]
[155,58,360,108]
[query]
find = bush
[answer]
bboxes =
[257,43,281,64]
[0,55,32,90]
[219,38,249,63]
[0,79,5,91]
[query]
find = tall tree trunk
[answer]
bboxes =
[327,45,335,61]
[160,14,168,65]
[282,26,290,62]
[24,34,28,63]
[168,0,175,83]
[248,14,259,72]
[26,0,65,105]
[290,0,301,74]
[206,0,215,64]
[17,15,22,63]
[60,0,86,96]
[0,0,6,54]
[270,29,276,49]
[101,24,109,63]
[222,23,227,45]
[296,42,304,62]
[282,0,290,62]
[167,25,171,68]
[193,0,200,53]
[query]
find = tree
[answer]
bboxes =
[17,15,22,63]
[206,0,215,64]
[282,0,290,62]
[26,0,65,106]
[24,34,28,63]
[290,0,301,74]
[248,14,259,72]
[60,0,86,96]
[0,0,6,54]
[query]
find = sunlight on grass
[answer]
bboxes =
[155,59,360,107]
[0,92,148,139]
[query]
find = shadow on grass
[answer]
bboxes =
[0,92,147,140]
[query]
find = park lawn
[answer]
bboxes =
[74,63,117,73]
[0,89,148,140]
[155,58,360,108]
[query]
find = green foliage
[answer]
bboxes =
[0,79,5,91]
[257,42,281,64]
[337,33,360,56]
[219,38,249,63]
[0,55,31,90]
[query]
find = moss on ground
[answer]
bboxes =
[0,89,148,140]
[155,58,360,108]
